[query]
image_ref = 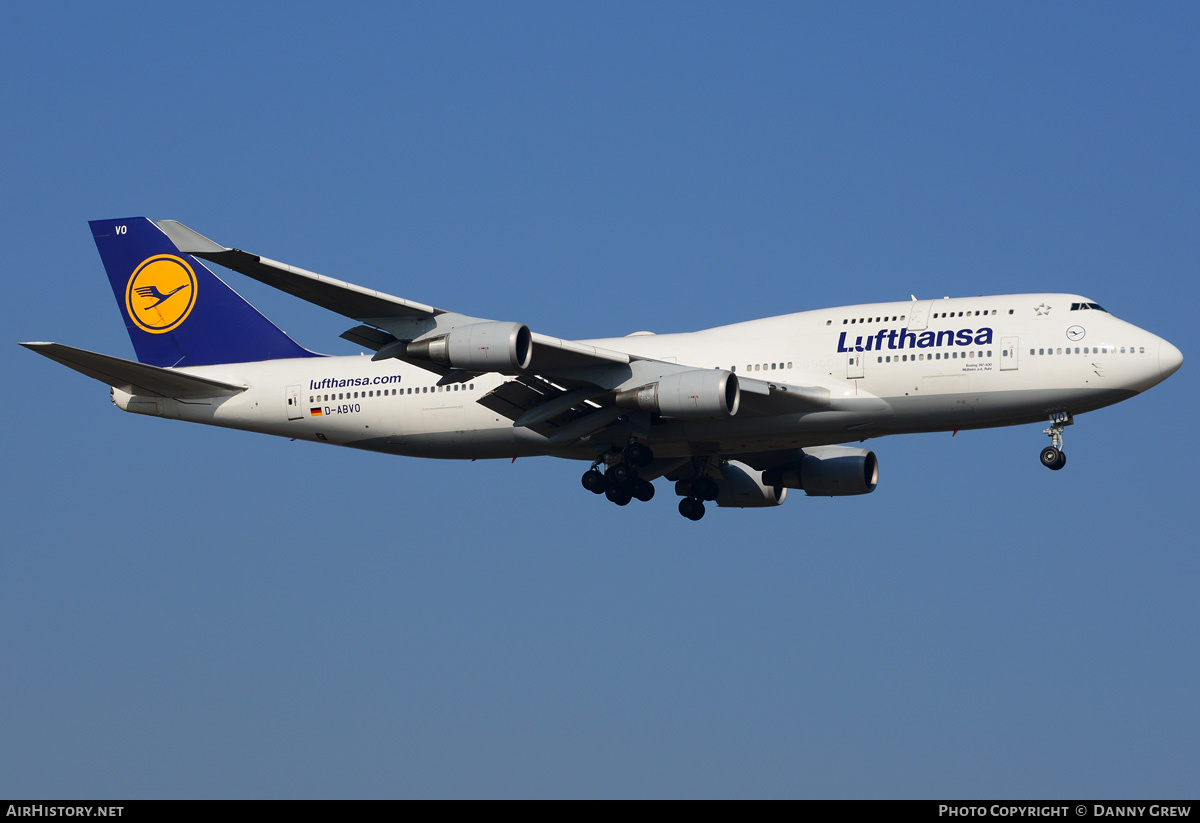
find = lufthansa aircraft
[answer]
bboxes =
[22,217,1183,520]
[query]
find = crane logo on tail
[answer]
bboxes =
[124,255,197,333]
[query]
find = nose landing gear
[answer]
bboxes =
[1040,412,1071,471]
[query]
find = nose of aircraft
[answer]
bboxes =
[1159,339,1183,381]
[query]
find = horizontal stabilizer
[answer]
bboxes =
[19,342,246,398]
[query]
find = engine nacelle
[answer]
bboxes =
[712,460,787,508]
[407,321,532,371]
[614,369,740,418]
[762,446,879,497]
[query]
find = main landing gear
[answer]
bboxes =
[580,442,656,507]
[676,477,718,521]
[1040,413,1071,471]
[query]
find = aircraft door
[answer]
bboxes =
[846,352,864,379]
[907,300,935,331]
[285,383,303,420]
[1000,336,1019,371]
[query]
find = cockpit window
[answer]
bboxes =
[1070,302,1108,312]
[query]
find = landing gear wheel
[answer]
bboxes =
[633,479,655,502]
[623,442,653,468]
[1040,446,1066,471]
[581,468,608,494]
[678,497,705,521]
[693,478,719,501]
[607,463,636,484]
[606,485,633,506]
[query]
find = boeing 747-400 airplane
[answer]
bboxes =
[22,217,1183,519]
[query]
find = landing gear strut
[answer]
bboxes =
[1040,413,1070,471]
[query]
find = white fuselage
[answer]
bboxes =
[113,293,1181,461]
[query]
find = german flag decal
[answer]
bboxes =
[310,407,323,416]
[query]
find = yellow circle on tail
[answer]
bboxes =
[125,255,198,334]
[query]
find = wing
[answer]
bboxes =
[155,220,832,445]
[156,220,633,372]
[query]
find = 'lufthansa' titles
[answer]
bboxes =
[837,327,994,353]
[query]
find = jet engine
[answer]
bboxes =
[407,321,533,371]
[761,446,878,496]
[614,369,740,418]
[712,460,787,508]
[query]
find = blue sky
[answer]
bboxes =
[2,2,1196,798]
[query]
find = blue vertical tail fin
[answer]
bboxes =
[90,217,319,367]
